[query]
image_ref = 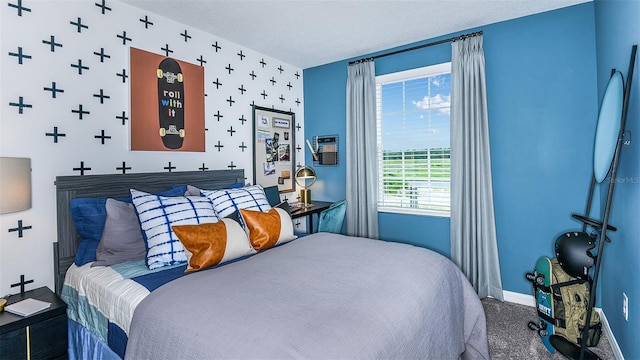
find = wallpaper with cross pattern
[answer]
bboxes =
[0,0,305,293]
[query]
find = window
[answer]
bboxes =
[376,63,451,216]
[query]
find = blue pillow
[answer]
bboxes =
[74,238,100,266]
[70,185,188,263]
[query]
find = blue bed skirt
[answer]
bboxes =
[68,318,121,360]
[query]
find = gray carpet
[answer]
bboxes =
[482,298,615,359]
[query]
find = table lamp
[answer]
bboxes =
[0,157,32,214]
[295,166,316,204]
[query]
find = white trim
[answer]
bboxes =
[500,291,624,360]
[376,62,451,84]
[596,307,624,360]
[503,290,536,307]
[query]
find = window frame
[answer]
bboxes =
[375,62,452,218]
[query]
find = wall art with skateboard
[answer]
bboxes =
[130,47,205,151]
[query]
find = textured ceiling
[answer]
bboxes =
[122,0,591,69]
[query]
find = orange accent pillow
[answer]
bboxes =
[172,219,254,272]
[240,208,296,251]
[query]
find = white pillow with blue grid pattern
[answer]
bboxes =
[202,185,271,225]
[130,189,219,270]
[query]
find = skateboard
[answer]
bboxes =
[157,57,185,149]
[526,256,556,353]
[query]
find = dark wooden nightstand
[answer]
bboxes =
[0,286,68,360]
[290,200,333,233]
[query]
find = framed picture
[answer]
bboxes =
[252,105,295,192]
[130,47,205,152]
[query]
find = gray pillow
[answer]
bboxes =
[91,198,146,267]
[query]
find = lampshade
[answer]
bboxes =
[295,166,316,204]
[0,157,32,214]
[295,166,317,187]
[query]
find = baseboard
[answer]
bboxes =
[503,290,536,307]
[501,291,624,360]
[596,307,624,360]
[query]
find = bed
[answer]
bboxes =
[54,169,489,360]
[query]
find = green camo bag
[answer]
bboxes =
[551,258,602,346]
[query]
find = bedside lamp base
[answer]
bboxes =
[300,189,311,204]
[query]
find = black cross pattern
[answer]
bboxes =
[225,64,234,74]
[270,77,277,86]
[95,0,112,14]
[249,70,257,80]
[46,126,66,143]
[93,89,110,104]
[116,111,128,125]
[11,275,34,294]
[70,17,88,33]
[214,141,224,151]
[94,130,111,144]
[296,123,301,131]
[71,59,90,74]
[117,31,132,45]
[199,163,209,171]
[42,35,63,52]
[72,104,90,120]
[278,65,284,74]
[238,85,246,94]
[116,161,132,174]
[239,142,247,152]
[161,44,173,56]
[8,0,31,16]
[93,47,111,62]
[213,110,223,121]
[180,29,191,42]
[295,98,301,106]
[164,162,176,172]
[295,71,301,79]
[44,82,64,98]
[226,96,235,106]
[296,144,302,152]
[238,115,247,124]
[8,220,32,238]
[9,96,32,114]
[260,90,268,99]
[140,15,153,28]
[228,161,237,169]
[287,82,293,90]
[227,126,236,136]
[212,78,222,89]
[116,68,128,83]
[279,95,285,103]
[73,161,92,175]
[237,50,245,60]
[212,41,221,52]
[260,58,267,68]
[196,55,206,66]
[8,47,31,64]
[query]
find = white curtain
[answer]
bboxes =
[450,35,503,300]
[346,61,379,239]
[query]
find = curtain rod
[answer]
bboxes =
[348,31,483,65]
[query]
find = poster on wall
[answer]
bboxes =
[252,105,296,192]
[130,47,205,151]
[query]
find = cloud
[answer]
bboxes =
[412,94,451,115]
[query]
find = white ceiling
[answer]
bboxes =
[123,0,591,69]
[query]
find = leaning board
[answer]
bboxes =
[53,169,245,295]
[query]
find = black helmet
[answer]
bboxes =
[555,231,595,280]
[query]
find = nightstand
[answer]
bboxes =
[0,286,68,359]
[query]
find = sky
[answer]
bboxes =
[379,72,451,151]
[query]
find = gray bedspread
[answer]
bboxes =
[125,233,489,359]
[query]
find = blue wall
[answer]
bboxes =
[305,1,598,294]
[594,0,640,358]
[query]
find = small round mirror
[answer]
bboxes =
[593,72,624,183]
